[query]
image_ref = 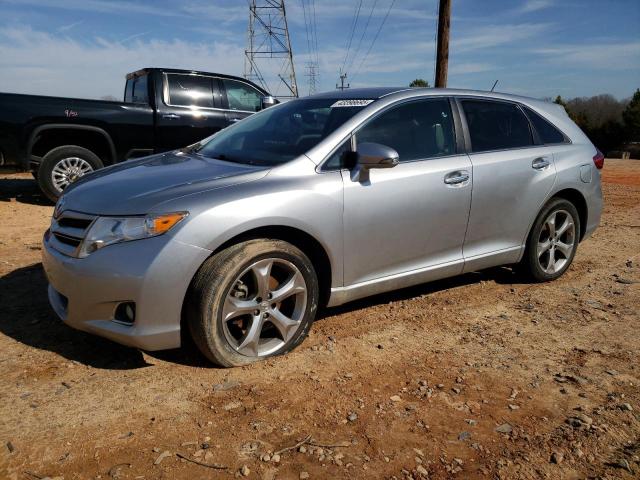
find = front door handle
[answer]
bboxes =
[532,157,551,170]
[229,118,241,123]
[444,170,470,186]
[162,114,181,120]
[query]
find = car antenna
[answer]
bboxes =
[490,80,499,92]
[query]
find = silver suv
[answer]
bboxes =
[42,88,603,366]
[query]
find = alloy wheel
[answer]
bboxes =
[536,209,576,274]
[51,157,94,192]
[222,258,307,357]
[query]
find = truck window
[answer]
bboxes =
[222,79,262,112]
[124,79,134,102]
[125,76,149,104]
[132,75,149,104]
[166,74,214,108]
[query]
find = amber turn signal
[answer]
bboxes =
[146,212,188,235]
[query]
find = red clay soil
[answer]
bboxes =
[0,160,638,479]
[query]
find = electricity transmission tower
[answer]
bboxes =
[305,62,318,95]
[244,0,298,99]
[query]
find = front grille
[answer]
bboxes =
[49,210,96,257]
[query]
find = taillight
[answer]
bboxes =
[593,149,604,170]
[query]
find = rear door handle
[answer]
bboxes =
[229,118,241,123]
[444,170,470,186]
[162,114,181,120]
[532,157,551,170]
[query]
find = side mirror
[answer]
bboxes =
[357,142,399,169]
[351,142,399,183]
[261,96,278,110]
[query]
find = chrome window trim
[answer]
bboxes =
[162,72,262,114]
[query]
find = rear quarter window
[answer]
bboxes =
[461,99,533,153]
[524,106,567,144]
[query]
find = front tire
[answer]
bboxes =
[37,145,103,202]
[186,239,319,367]
[520,198,580,282]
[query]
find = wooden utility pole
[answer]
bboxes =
[434,0,451,88]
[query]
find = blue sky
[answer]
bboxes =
[0,0,638,100]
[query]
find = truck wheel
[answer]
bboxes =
[519,198,580,282]
[186,239,319,367]
[38,145,103,202]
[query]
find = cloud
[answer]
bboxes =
[517,0,555,14]
[0,26,245,99]
[531,41,640,69]
[57,20,84,32]
[453,23,552,52]
[3,0,183,17]
[449,62,497,75]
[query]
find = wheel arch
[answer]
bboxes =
[550,188,588,241]
[27,124,117,167]
[210,225,333,308]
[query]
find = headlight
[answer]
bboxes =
[78,212,188,258]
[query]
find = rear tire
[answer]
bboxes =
[186,239,319,367]
[38,145,103,202]
[520,198,580,282]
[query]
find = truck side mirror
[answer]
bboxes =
[261,96,278,110]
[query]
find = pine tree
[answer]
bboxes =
[622,88,640,141]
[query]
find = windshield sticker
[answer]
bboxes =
[330,99,374,108]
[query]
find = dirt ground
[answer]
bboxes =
[1,160,638,480]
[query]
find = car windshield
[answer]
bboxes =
[193,98,373,166]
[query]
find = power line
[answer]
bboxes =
[310,0,320,66]
[345,0,379,75]
[340,0,363,74]
[351,0,396,82]
[300,0,319,95]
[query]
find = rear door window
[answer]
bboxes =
[356,98,456,162]
[523,106,567,144]
[124,75,148,104]
[222,79,263,112]
[461,100,533,152]
[166,74,214,108]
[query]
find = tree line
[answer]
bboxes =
[554,89,640,156]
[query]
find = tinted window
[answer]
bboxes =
[125,76,149,104]
[222,79,262,112]
[131,75,148,104]
[524,106,566,144]
[124,79,134,102]
[324,138,353,170]
[462,100,533,152]
[356,98,456,162]
[194,98,368,166]
[167,74,213,108]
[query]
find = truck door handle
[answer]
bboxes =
[444,170,470,186]
[532,157,551,170]
[162,114,181,120]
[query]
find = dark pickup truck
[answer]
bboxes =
[0,67,273,201]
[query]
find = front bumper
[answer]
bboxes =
[42,230,211,351]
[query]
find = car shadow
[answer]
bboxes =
[0,262,530,369]
[0,263,151,369]
[0,175,52,206]
[318,266,529,320]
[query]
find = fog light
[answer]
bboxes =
[114,302,136,325]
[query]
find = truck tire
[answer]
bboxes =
[38,145,104,202]
[186,239,319,367]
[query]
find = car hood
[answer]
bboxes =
[61,151,270,215]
